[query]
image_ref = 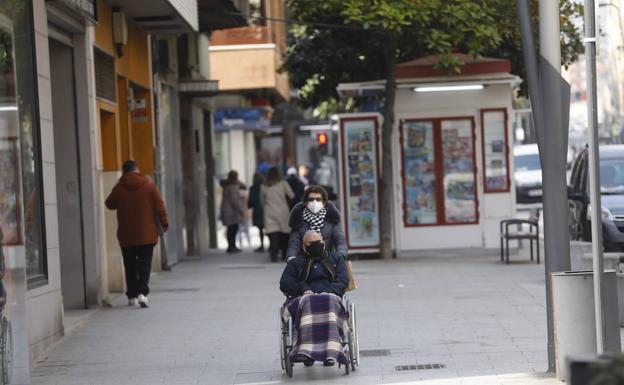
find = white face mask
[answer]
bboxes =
[308,200,324,214]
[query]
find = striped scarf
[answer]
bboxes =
[303,206,326,233]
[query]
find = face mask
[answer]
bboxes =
[308,200,324,214]
[306,240,325,259]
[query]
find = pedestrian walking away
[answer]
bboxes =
[220,170,246,253]
[237,185,252,249]
[248,172,266,252]
[286,167,305,209]
[287,185,347,261]
[105,160,168,308]
[261,167,294,261]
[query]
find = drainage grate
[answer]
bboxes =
[360,349,391,357]
[219,265,266,270]
[395,364,446,372]
[150,288,200,293]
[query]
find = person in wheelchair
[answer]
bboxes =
[280,230,349,367]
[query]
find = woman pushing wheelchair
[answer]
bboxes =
[279,185,358,375]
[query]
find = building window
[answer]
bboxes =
[400,117,479,227]
[94,48,116,102]
[0,2,47,287]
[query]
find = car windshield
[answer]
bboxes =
[600,158,624,194]
[514,154,541,171]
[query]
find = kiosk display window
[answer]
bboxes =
[341,117,380,248]
[401,117,478,226]
[401,121,437,225]
[481,109,510,193]
[441,120,477,223]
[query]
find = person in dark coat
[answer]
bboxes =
[285,167,305,209]
[280,230,349,298]
[287,185,347,261]
[248,173,265,252]
[105,160,168,308]
[220,170,246,253]
[280,230,350,367]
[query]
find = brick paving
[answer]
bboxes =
[31,248,563,385]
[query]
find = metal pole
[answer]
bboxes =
[517,0,544,148]
[539,0,573,372]
[539,1,562,71]
[584,0,607,354]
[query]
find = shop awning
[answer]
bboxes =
[198,0,247,32]
[106,0,199,33]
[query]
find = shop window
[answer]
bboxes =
[340,117,381,248]
[481,109,510,193]
[0,3,47,287]
[214,132,230,179]
[400,117,478,227]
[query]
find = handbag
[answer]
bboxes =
[346,260,357,292]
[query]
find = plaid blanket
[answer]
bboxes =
[283,293,349,364]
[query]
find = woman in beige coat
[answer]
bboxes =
[261,167,294,261]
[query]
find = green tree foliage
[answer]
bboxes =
[283,0,583,110]
[282,0,583,259]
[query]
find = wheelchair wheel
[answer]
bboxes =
[278,312,285,370]
[285,352,293,378]
[349,302,359,368]
[348,331,356,372]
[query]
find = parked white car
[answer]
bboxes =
[514,144,543,204]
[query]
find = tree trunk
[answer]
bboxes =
[379,32,398,259]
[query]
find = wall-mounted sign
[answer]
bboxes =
[57,0,97,22]
[214,108,272,132]
[131,98,147,123]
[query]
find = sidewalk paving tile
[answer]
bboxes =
[31,248,569,385]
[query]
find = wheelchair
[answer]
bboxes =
[279,295,359,377]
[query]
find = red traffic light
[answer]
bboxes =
[317,132,328,145]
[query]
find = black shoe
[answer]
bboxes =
[254,246,265,252]
[226,247,241,253]
[303,359,314,367]
[293,353,310,363]
[323,359,335,367]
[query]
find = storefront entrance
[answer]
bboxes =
[49,35,87,310]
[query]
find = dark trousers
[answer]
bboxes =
[258,227,264,247]
[226,224,239,250]
[121,244,154,299]
[268,232,289,261]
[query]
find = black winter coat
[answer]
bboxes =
[286,202,347,259]
[279,252,349,297]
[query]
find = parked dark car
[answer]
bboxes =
[568,145,624,251]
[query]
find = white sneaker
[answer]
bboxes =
[128,298,138,307]
[138,294,149,308]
